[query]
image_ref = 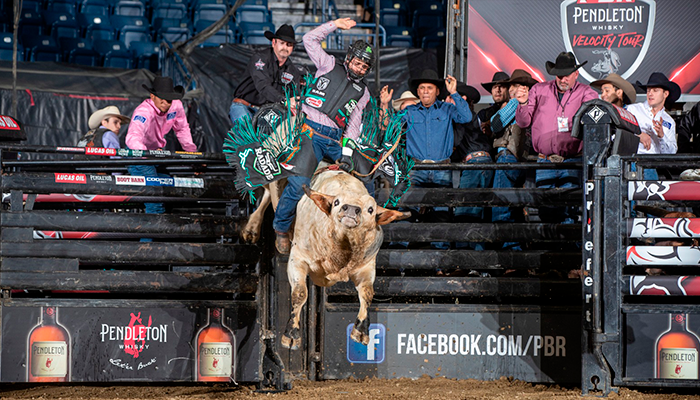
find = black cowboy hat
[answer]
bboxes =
[545,52,587,76]
[142,76,184,101]
[410,69,444,95]
[264,24,300,44]
[636,72,681,106]
[456,81,481,103]
[507,69,538,88]
[480,71,510,92]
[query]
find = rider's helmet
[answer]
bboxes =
[344,40,374,80]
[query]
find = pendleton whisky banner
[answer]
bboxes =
[626,313,700,380]
[0,305,260,382]
[468,0,700,99]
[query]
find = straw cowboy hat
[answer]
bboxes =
[507,69,538,88]
[636,72,681,106]
[264,24,300,44]
[410,69,445,95]
[88,106,130,130]
[142,76,184,101]
[590,73,637,104]
[545,52,587,76]
[480,71,510,92]
[392,90,419,110]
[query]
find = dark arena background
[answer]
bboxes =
[1,0,700,399]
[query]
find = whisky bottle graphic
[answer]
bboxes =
[27,306,71,382]
[195,308,235,382]
[655,313,700,379]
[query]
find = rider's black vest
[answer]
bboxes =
[303,63,366,129]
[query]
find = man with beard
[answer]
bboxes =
[229,24,303,126]
[515,52,597,223]
[478,71,510,138]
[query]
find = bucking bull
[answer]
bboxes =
[236,109,410,348]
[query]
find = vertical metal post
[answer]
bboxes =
[374,1,380,88]
[459,0,468,82]
[444,0,456,77]
[12,0,20,118]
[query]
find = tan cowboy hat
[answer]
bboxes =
[392,91,419,110]
[88,106,130,130]
[590,73,637,104]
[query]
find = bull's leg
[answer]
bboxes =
[281,254,308,350]
[350,280,374,345]
[241,186,271,243]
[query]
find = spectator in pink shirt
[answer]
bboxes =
[515,52,597,223]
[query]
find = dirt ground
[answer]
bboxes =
[1,377,700,400]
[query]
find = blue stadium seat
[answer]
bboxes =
[151,2,188,23]
[234,5,271,23]
[412,9,444,31]
[21,0,43,13]
[379,0,408,26]
[194,20,235,46]
[385,26,414,48]
[59,36,100,65]
[79,14,116,40]
[407,0,443,15]
[195,0,228,23]
[111,15,151,47]
[113,0,146,16]
[0,33,24,61]
[238,21,273,45]
[130,40,160,71]
[242,0,267,6]
[153,18,192,43]
[22,35,60,62]
[420,28,444,49]
[80,0,110,16]
[43,11,81,40]
[94,39,133,68]
[46,0,78,14]
[18,10,46,36]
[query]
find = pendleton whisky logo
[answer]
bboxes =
[561,0,656,82]
[100,312,168,359]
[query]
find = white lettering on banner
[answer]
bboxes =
[572,5,644,25]
[396,334,565,357]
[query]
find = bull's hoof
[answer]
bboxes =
[350,328,370,345]
[281,334,300,350]
[240,228,260,244]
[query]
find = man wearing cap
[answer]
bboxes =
[488,70,538,247]
[272,17,376,254]
[126,76,197,215]
[479,71,510,137]
[628,72,679,157]
[79,106,130,149]
[515,51,597,223]
[229,24,303,126]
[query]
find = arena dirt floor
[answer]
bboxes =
[2,377,700,399]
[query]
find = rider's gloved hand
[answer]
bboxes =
[337,146,354,173]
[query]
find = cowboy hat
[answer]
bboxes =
[263,24,300,44]
[142,76,185,101]
[88,106,130,130]
[590,73,636,104]
[480,71,510,92]
[636,72,681,105]
[392,90,419,111]
[507,69,538,88]
[455,81,481,103]
[545,52,587,76]
[410,69,444,95]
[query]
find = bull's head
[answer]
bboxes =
[303,185,410,229]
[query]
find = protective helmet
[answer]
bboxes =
[344,40,374,80]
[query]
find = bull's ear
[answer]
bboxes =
[375,206,411,225]
[303,184,334,216]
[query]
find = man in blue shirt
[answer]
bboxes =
[399,69,472,250]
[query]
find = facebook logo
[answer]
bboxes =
[346,323,385,364]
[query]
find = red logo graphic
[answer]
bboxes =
[305,97,323,108]
[676,364,682,375]
[46,358,52,368]
[212,358,219,368]
[124,312,152,359]
[85,147,117,156]
[54,173,87,184]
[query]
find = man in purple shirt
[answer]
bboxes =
[515,52,597,223]
[273,17,374,254]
